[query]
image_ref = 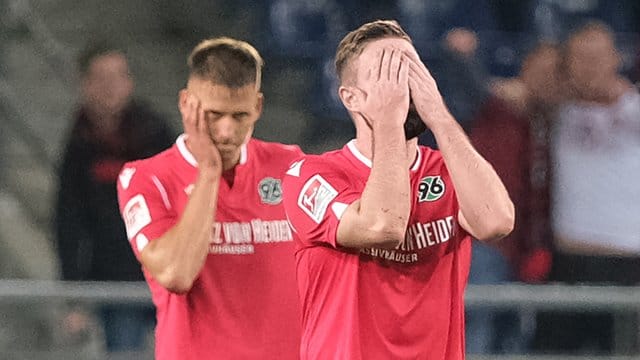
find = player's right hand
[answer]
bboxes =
[179,91,222,174]
[358,47,410,127]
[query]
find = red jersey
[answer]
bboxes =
[282,140,471,360]
[117,135,303,360]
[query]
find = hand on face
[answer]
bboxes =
[180,91,222,173]
[358,47,410,127]
[404,51,450,129]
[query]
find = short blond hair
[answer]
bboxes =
[335,20,411,84]
[188,37,264,90]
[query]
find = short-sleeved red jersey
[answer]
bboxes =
[283,140,472,360]
[117,135,303,360]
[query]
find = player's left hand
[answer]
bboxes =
[404,51,453,129]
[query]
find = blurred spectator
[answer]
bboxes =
[342,0,400,27]
[535,21,640,354]
[419,28,491,148]
[466,42,561,354]
[54,41,175,352]
[398,0,497,47]
[525,0,640,42]
[267,0,346,59]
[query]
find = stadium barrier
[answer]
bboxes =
[0,280,637,359]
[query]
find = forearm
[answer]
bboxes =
[360,122,411,242]
[431,113,514,241]
[142,168,219,292]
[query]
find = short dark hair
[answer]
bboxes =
[335,20,411,84]
[188,37,264,90]
[77,40,126,76]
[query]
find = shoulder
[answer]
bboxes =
[251,138,304,159]
[118,146,177,192]
[282,149,349,198]
[287,148,345,176]
[248,138,306,172]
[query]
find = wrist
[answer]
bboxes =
[198,166,221,182]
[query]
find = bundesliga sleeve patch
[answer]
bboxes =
[297,174,338,224]
[123,194,152,239]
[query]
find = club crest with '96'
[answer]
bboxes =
[418,176,445,202]
[258,177,283,205]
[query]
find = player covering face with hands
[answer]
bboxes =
[117,37,302,360]
[282,20,514,359]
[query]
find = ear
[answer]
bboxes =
[339,86,363,112]
[178,89,188,117]
[255,92,264,119]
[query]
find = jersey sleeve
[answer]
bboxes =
[116,162,177,259]
[278,143,306,164]
[288,144,306,158]
[282,157,360,248]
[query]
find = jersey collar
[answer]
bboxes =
[176,134,248,168]
[346,139,421,172]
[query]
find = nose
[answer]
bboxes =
[212,116,235,142]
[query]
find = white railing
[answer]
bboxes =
[1,280,638,310]
[466,283,640,310]
[0,280,637,359]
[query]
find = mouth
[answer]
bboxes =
[214,142,239,153]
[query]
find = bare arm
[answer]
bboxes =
[406,52,514,242]
[140,169,218,293]
[139,93,222,293]
[336,48,412,249]
[430,116,514,241]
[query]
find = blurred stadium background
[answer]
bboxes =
[0,0,639,359]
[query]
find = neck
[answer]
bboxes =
[221,155,240,172]
[220,144,244,172]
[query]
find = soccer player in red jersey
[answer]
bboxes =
[117,37,302,360]
[282,20,514,360]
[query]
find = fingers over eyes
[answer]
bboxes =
[398,55,408,84]
[389,50,403,83]
[378,49,389,81]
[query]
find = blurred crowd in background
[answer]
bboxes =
[1,0,640,358]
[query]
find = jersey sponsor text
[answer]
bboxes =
[360,216,456,263]
[208,219,293,254]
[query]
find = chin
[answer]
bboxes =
[215,143,238,152]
